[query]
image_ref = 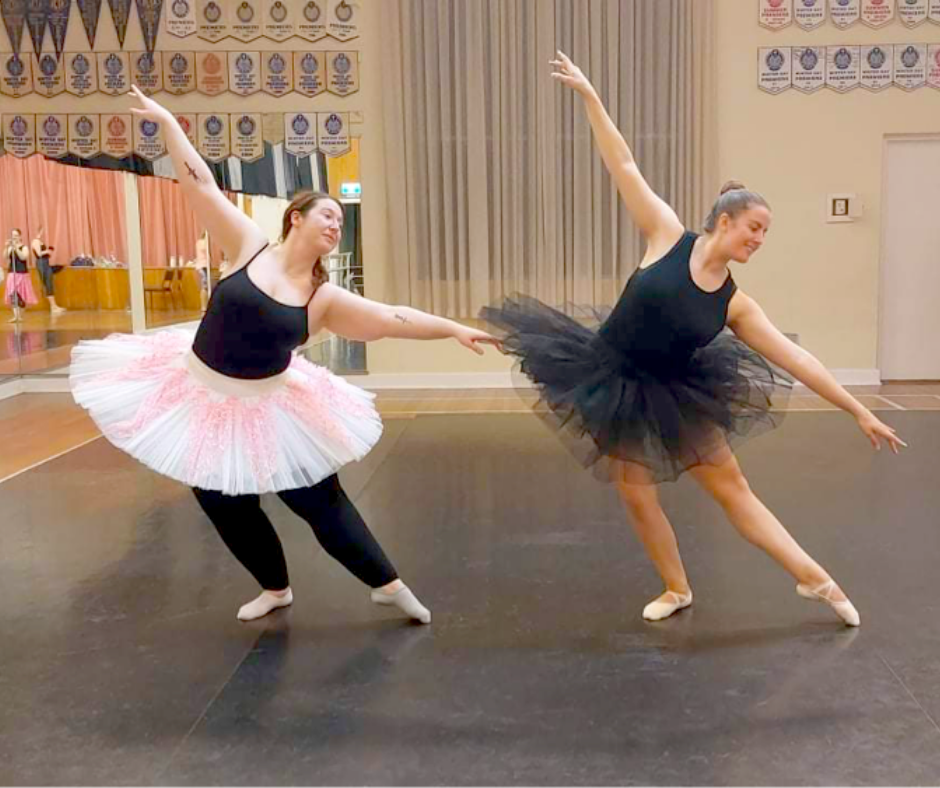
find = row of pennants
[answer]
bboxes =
[1,110,355,161]
[1,48,358,97]
[759,42,940,92]
[0,0,359,58]
[760,0,940,30]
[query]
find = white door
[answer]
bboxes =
[879,137,940,380]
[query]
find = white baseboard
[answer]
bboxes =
[0,378,25,401]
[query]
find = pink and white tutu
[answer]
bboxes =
[70,329,383,495]
[5,272,38,306]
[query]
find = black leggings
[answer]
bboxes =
[193,474,398,591]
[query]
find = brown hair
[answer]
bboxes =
[703,180,770,233]
[281,190,344,290]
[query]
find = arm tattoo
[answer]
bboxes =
[393,312,411,325]
[184,162,204,183]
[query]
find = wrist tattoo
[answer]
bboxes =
[393,312,410,325]
[184,162,204,183]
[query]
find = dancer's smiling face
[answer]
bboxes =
[716,205,771,264]
[287,197,344,256]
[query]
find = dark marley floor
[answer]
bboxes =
[1,410,939,785]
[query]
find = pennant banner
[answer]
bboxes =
[860,43,893,90]
[68,112,100,157]
[107,0,131,46]
[759,0,792,30]
[829,0,860,28]
[26,0,47,55]
[195,50,227,94]
[792,46,826,92]
[97,50,130,94]
[894,42,926,89]
[133,117,165,159]
[164,0,196,37]
[3,113,35,157]
[861,0,895,27]
[197,112,230,161]
[230,112,263,162]
[66,50,98,95]
[899,0,927,26]
[317,111,349,156]
[927,43,940,87]
[2,0,27,54]
[326,49,357,95]
[261,49,291,96]
[196,0,226,42]
[175,112,196,146]
[76,0,102,47]
[328,0,358,41]
[101,112,132,156]
[931,0,940,24]
[36,112,67,156]
[1,52,33,96]
[795,0,826,29]
[33,52,65,96]
[48,0,69,58]
[826,45,860,91]
[229,49,260,95]
[758,47,792,94]
[293,49,324,96]
[163,49,195,93]
[230,0,261,42]
[284,111,316,156]
[135,0,164,53]
[131,49,161,92]
[296,0,326,41]
[263,0,292,41]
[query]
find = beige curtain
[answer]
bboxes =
[378,0,715,317]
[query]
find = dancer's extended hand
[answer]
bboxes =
[454,326,502,355]
[128,84,174,125]
[550,50,595,96]
[856,411,907,453]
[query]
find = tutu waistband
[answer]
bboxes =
[185,351,290,398]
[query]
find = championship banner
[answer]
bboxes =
[230,112,263,162]
[860,44,893,90]
[131,49,161,92]
[100,112,132,156]
[163,49,195,93]
[33,52,65,97]
[77,0,102,47]
[1,52,33,96]
[65,51,97,95]
[326,49,357,95]
[3,113,35,157]
[293,50,324,96]
[927,43,940,87]
[861,0,895,27]
[229,0,261,42]
[26,0,46,55]
[175,112,196,146]
[283,111,316,156]
[228,50,260,95]
[829,0,860,28]
[791,46,826,92]
[97,50,130,94]
[795,0,826,29]
[136,0,164,53]
[107,0,131,47]
[759,0,792,30]
[261,49,291,96]
[36,112,67,157]
[68,113,100,158]
[327,0,358,41]
[2,0,27,55]
[48,0,70,58]
[133,117,165,159]
[262,111,284,145]
[195,49,227,95]
[898,0,928,26]
[931,0,940,24]
[894,42,926,89]
[197,112,230,162]
[296,0,326,42]
[758,47,791,94]
[263,0,293,41]
[317,111,348,156]
[196,0,226,42]
[825,45,860,91]
[164,0,195,37]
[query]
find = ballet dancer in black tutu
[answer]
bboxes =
[482,52,905,627]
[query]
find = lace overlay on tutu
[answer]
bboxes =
[482,296,793,483]
[70,329,383,495]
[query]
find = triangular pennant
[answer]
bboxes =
[76,0,101,48]
[1,0,27,55]
[107,0,130,47]
[26,0,47,55]
[47,0,69,59]
[134,0,162,54]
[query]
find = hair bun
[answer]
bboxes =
[720,179,747,196]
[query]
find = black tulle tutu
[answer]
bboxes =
[481,296,794,483]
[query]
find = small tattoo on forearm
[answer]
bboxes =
[184,162,203,183]
[394,313,410,325]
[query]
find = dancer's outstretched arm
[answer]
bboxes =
[550,50,682,244]
[128,85,266,268]
[309,283,499,354]
[728,291,906,453]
